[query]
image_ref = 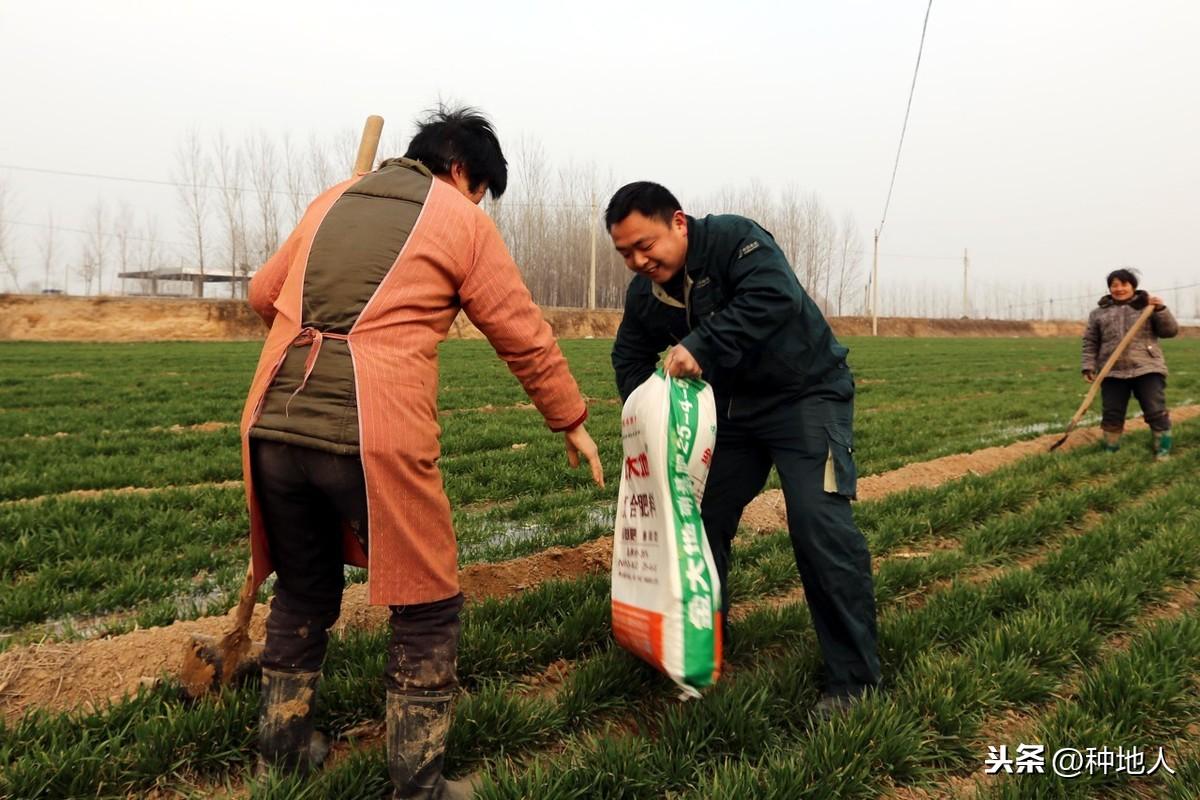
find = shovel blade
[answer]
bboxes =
[180,634,264,699]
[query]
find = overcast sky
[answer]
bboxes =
[1,0,1197,307]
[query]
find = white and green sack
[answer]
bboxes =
[611,370,722,696]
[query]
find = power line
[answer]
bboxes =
[2,217,192,249]
[1003,282,1200,311]
[0,162,305,199]
[11,215,1157,270]
[879,251,961,261]
[0,162,595,208]
[878,0,934,236]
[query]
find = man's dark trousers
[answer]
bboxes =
[700,395,881,695]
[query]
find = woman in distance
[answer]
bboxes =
[1080,268,1178,460]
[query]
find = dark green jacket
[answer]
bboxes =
[612,214,853,417]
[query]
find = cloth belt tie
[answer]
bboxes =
[285,327,350,416]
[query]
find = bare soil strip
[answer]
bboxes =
[437,396,620,417]
[2,407,1196,721]
[740,404,1200,533]
[1,480,244,508]
[4,421,236,444]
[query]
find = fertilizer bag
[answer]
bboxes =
[611,370,722,695]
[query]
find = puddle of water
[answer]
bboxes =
[459,505,614,559]
[9,576,268,646]
[988,397,1196,443]
[987,414,1101,441]
[173,585,232,617]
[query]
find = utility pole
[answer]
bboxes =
[962,247,969,319]
[588,194,597,310]
[870,229,879,336]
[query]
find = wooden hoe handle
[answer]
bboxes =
[1073,305,1155,424]
[353,115,385,176]
[1056,304,1156,444]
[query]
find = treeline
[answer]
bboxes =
[0,130,867,315]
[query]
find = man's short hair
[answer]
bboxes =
[1106,267,1139,289]
[605,181,682,229]
[397,105,508,199]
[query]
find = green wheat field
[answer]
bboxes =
[1,336,1198,799]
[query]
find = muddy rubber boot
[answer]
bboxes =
[256,668,329,776]
[1101,431,1122,453]
[1153,431,1173,461]
[387,691,475,799]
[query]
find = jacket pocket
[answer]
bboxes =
[688,278,723,320]
[823,423,857,499]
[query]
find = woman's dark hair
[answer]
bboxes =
[1106,268,1139,289]
[605,181,683,228]
[400,105,507,199]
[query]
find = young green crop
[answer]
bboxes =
[8,429,1193,799]
[3,338,1200,797]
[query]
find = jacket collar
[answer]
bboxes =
[683,215,710,281]
[377,157,434,178]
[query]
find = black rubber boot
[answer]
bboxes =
[387,690,474,799]
[810,683,874,723]
[256,668,329,776]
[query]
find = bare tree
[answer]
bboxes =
[84,199,108,295]
[247,132,282,264]
[741,180,777,231]
[173,129,210,274]
[281,133,309,228]
[214,133,249,297]
[113,202,134,294]
[306,132,337,196]
[795,193,834,308]
[40,210,57,292]
[135,214,163,294]
[833,212,862,316]
[332,126,360,175]
[76,241,97,296]
[140,214,162,269]
[0,180,21,291]
[774,185,804,273]
[504,136,551,297]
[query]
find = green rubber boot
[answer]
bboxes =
[1100,431,1122,453]
[1153,431,1173,461]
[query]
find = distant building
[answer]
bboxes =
[117,268,250,299]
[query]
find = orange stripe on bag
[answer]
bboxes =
[612,600,666,667]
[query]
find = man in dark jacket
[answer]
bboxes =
[607,181,880,716]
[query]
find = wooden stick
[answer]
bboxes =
[353,115,385,176]
[1049,304,1155,451]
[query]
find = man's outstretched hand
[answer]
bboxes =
[565,424,605,488]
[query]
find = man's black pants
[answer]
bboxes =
[1100,373,1170,433]
[250,439,462,693]
[700,395,881,695]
